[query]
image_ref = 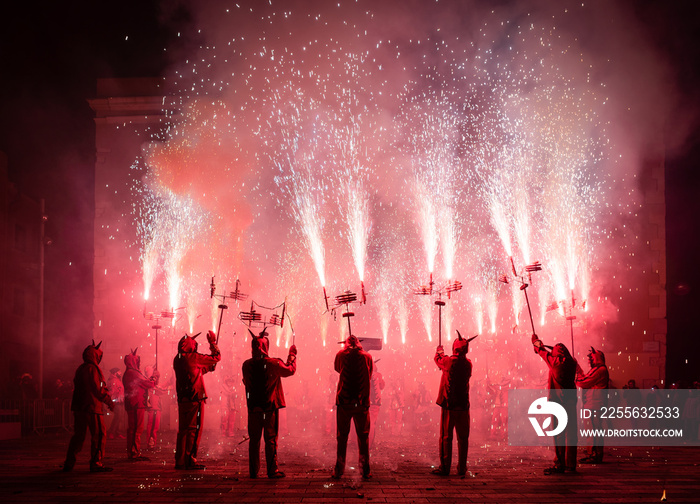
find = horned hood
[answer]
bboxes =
[251,335,269,357]
[178,335,198,354]
[82,343,103,366]
[124,352,140,371]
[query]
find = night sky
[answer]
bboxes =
[1,0,699,384]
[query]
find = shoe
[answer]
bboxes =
[250,473,258,479]
[90,466,114,473]
[268,471,286,479]
[431,468,449,476]
[362,472,373,480]
[565,467,577,473]
[62,463,74,472]
[186,464,206,470]
[331,470,342,479]
[543,466,565,475]
[175,465,186,470]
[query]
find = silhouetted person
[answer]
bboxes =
[63,340,114,472]
[576,346,609,463]
[388,381,405,436]
[369,364,385,448]
[173,331,221,470]
[144,365,164,449]
[432,332,474,477]
[123,348,159,460]
[221,376,238,437]
[106,368,125,439]
[242,330,297,478]
[332,334,373,480]
[532,334,578,475]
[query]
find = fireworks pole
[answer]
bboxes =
[414,274,462,346]
[210,277,248,344]
[520,282,537,337]
[335,291,357,336]
[500,259,542,337]
[565,289,577,355]
[144,309,175,370]
[153,322,162,369]
[435,296,446,347]
[322,286,330,310]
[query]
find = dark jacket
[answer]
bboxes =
[435,350,472,411]
[174,336,221,403]
[535,345,577,404]
[123,353,157,411]
[71,345,112,415]
[242,354,296,411]
[334,343,373,408]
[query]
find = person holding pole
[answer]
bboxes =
[432,331,474,477]
[173,330,221,470]
[123,348,159,461]
[63,340,114,472]
[532,333,578,475]
[242,329,297,478]
[332,334,373,480]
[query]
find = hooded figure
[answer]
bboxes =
[532,334,578,475]
[122,348,159,460]
[144,364,165,449]
[432,331,474,477]
[368,361,385,449]
[576,347,609,463]
[242,329,297,478]
[332,334,374,480]
[63,341,114,472]
[173,330,221,470]
[106,368,125,440]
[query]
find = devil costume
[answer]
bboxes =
[63,341,114,472]
[241,331,297,478]
[433,333,473,476]
[122,349,159,460]
[576,347,609,463]
[173,331,220,470]
[532,334,578,474]
[368,368,385,449]
[106,368,125,439]
[144,365,164,449]
[332,335,374,480]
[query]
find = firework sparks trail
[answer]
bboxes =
[141,244,160,302]
[415,180,439,275]
[125,1,624,361]
[160,191,207,318]
[295,185,327,288]
[343,175,371,282]
[397,297,408,345]
[134,181,164,302]
[337,114,373,283]
[472,294,484,335]
[419,295,433,342]
[273,95,331,289]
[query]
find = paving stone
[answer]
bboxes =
[0,429,698,503]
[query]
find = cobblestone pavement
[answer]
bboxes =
[0,426,698,503]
